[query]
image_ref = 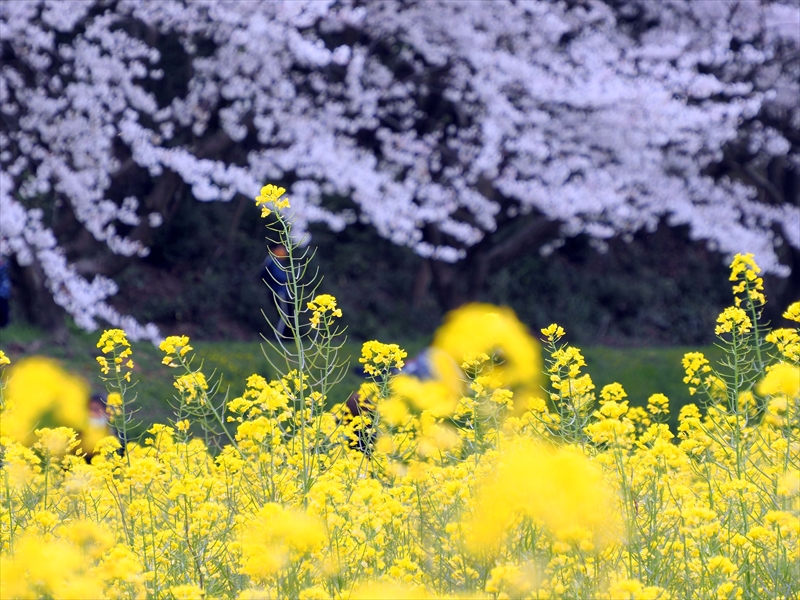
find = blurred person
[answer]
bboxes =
[261,243,294,338]
[0,256,10,328]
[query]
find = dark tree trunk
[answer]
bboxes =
[16,259,68,340]
[424,214,561,313]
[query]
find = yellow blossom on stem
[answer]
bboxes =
[159,335,192,367]
[647,393,670,416]
[766,328,800,363]
[96,329,131,354]
[307,293,342,328]
[174,371,209,404]
[255,183,290,217]
[683,351,712,394]
[729,253,765,307]
[757,362,800,398]
[715,306,753,336]
[541,323,566,342]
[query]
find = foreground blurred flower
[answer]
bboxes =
[758,362,800,399]
[238,503,324,582]
[0,356,90,445]
[465,437,623,553]
[433,303,542,410]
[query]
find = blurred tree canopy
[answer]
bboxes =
[0,1,797,342]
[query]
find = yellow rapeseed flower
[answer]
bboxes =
[360,340,407,377]
[307,293,342,328]
[255,183,290,217]
[682,351,712,394]
[766,328,800,363]
[715,306,753,336]
[729,253,765,307]
[96,328,131,354]
[174,371,209,404]
[160,334,192,367]
[647,393,670,416]
[783,301,800,323]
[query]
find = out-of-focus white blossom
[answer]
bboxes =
[0,0,797,338]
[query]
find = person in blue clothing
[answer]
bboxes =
[0,256,11,328]
[261,243,293,338]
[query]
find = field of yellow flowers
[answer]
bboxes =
[0,186,798,599]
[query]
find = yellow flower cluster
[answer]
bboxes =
[715,305,753,336]
[767,327,800,363]
[96,328,134,381]
[174,372,209,404]
[359,340,407,377]
[433,303,542,410]
[159,335,192,367]
[785,301,800,323]
[255,183,290,218]
[682,351,712,395]
[729,252,766,307]
[540,323,565,342]
[307,293,342,329]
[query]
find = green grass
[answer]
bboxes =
[0,322,724,439]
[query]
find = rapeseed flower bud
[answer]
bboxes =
[0,349,9,365]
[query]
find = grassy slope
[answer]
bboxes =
[0,322,724,438]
